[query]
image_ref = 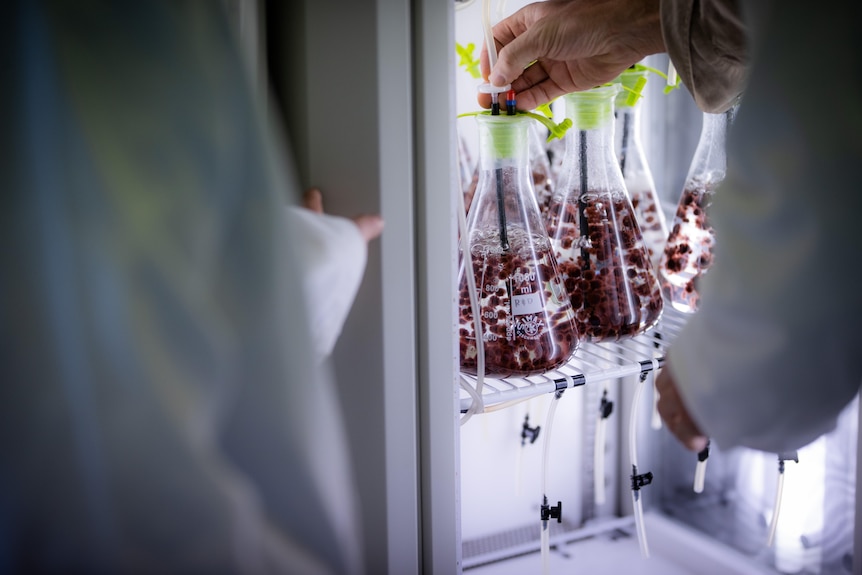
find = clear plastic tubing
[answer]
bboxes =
[540,516,551,575]
[540,392,562,575]
[766,465,786,547]
[482,0,499,111]
[693,457,708,494]
[594,414,607,506]
[480,0,511,106]
[651,376,662,430]
[594,384,609,506]
[667,61,678,88]
[457,139,484,426]
[482,0,497,72]
[629,371,651,558]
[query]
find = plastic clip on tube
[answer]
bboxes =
[521,414,541,445]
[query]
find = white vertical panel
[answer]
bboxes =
[377,0,422,573]
[413,0,462,572]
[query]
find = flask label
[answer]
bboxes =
[511,292,543,316]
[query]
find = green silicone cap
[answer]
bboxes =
[476,114,530,159]
[563,84,619,130]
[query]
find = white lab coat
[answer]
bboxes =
[286,207,367,361]
[1,2,364,573]
[663,1,862,452]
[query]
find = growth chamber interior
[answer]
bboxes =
[453,2,859,574]
[237,0,860,573]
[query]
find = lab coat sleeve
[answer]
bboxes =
[0,2,363,573]
[666,3,862,452]
[660,0,748,113]
[285,207,367,360]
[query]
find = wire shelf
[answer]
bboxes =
[459,307,691,413]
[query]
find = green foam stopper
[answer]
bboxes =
[564,85,619,130]
[476,114,530,159]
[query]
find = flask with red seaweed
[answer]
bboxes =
[659,105,737,313]
[548,85,663,342]
[459,113,578,377]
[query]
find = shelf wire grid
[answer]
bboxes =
[459,307,691,413]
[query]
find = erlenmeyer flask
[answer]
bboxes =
[459,113,579,377]
[614,68,669,269]
[659,105,737,314]
[529,121,555,219]
[547,85,663,342]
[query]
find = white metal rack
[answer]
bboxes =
[459,307,691,413]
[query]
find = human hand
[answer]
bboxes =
[655,362,709,452]
[303,187,384,243]
[479,0,664,111]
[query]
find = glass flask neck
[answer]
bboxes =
[558,86,623,198]
[566,120,614,151]
[563,86,618,160]
[562,124,617,189]
[698,107,735,146]
[469,113,543,249]
[688,105,738,184]
[614,106,642,177]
